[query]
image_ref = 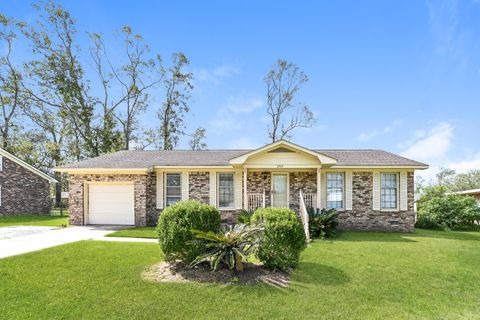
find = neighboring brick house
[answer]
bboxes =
[0,148,57,216]
[56,140,428,232]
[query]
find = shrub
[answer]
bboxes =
[416,186,480,230]
[307,208,339,239]
[237,209,254,224]
[157,200,221,263]
[251,208,306,271]
[190,224,263,272]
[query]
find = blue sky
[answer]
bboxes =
[2,0,480,180]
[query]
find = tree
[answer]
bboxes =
[436,168,456,186]
[0,14,26,152]
[188,127,207,150]
[21,1,96,162]
[158,53,193,150]
[89,28,162,152]
[434,168,480,192]
[265,59,315,142]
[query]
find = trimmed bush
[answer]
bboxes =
[156,200,221,263]
[416,186,480,230]
[251,208,306,271]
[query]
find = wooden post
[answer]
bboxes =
[243,167,248,210]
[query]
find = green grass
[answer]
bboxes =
[0,213,69,227]
[106,227,157,239]
[0,229,479,319]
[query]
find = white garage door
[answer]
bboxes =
[88,184,135,225]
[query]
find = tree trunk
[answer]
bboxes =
[235,252,244,272]
[54,171,62,208]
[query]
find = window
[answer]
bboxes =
[218,173,234,208]
[327,173,343,209]
[165,173,181,206]
[381,173,398,209]
[0,156,2,171]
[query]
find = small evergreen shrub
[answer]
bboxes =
[156,200,221,263]
[236,209,254,224]
[251,208,306,271]
[307,208,339,239]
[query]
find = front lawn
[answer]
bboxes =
[0,229,479,319]
[0,213,69,227]
[106,227,157,239]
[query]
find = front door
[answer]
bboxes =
[272,173,288,208]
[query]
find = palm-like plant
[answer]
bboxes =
[307,208,339,239]
[190,224,263,272]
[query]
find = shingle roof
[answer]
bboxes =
[315,150,427,167]
[57,149,427,169]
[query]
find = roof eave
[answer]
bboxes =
[0,148,58,183]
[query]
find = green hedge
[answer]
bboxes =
[156,200,221,263]
[416,186,480,230]
[251,207,306,271]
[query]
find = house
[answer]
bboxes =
[450,189,480,206]
[0,148,57,216]
[55,140,428,231]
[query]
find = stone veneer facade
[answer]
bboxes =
[0,157,51,216]
[337,171,415,232]
[68,170,416,231]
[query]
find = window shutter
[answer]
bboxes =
[156,172,163,209]
[209,172,216,207]
[345,172,353,210]
[320,172,327,209]
[181,172,189,201]
[234,171,243,209]
[373,172,380,210]
[400,172,408,211]
[316,168,322,209]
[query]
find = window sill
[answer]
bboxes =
[380,208,399,212]
[218,207,236,211]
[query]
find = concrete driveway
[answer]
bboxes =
[0,226,58,240]
[0,225,125,259]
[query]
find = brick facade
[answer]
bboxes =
[337,171,415,232]
[0,157,51,216]
[68,174,148,226]
[189,172,210,204]
[68,170,416,231]
[289,172,317,213]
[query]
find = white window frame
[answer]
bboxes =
[217,172,235,209]
[380,172,399,210]
[326,172,345,210]
[164,172,182,207]
[0,155,3,171]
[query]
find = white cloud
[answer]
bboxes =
[209,96,263,132]
[225,97,263,114]
[194,64,241,85]
[401,122,454,162]
[449,153,480,172]
[357,130,379,142]
[399,122,455,182]
[357,119,403,141]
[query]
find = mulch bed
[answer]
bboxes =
[142,261,290,287]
